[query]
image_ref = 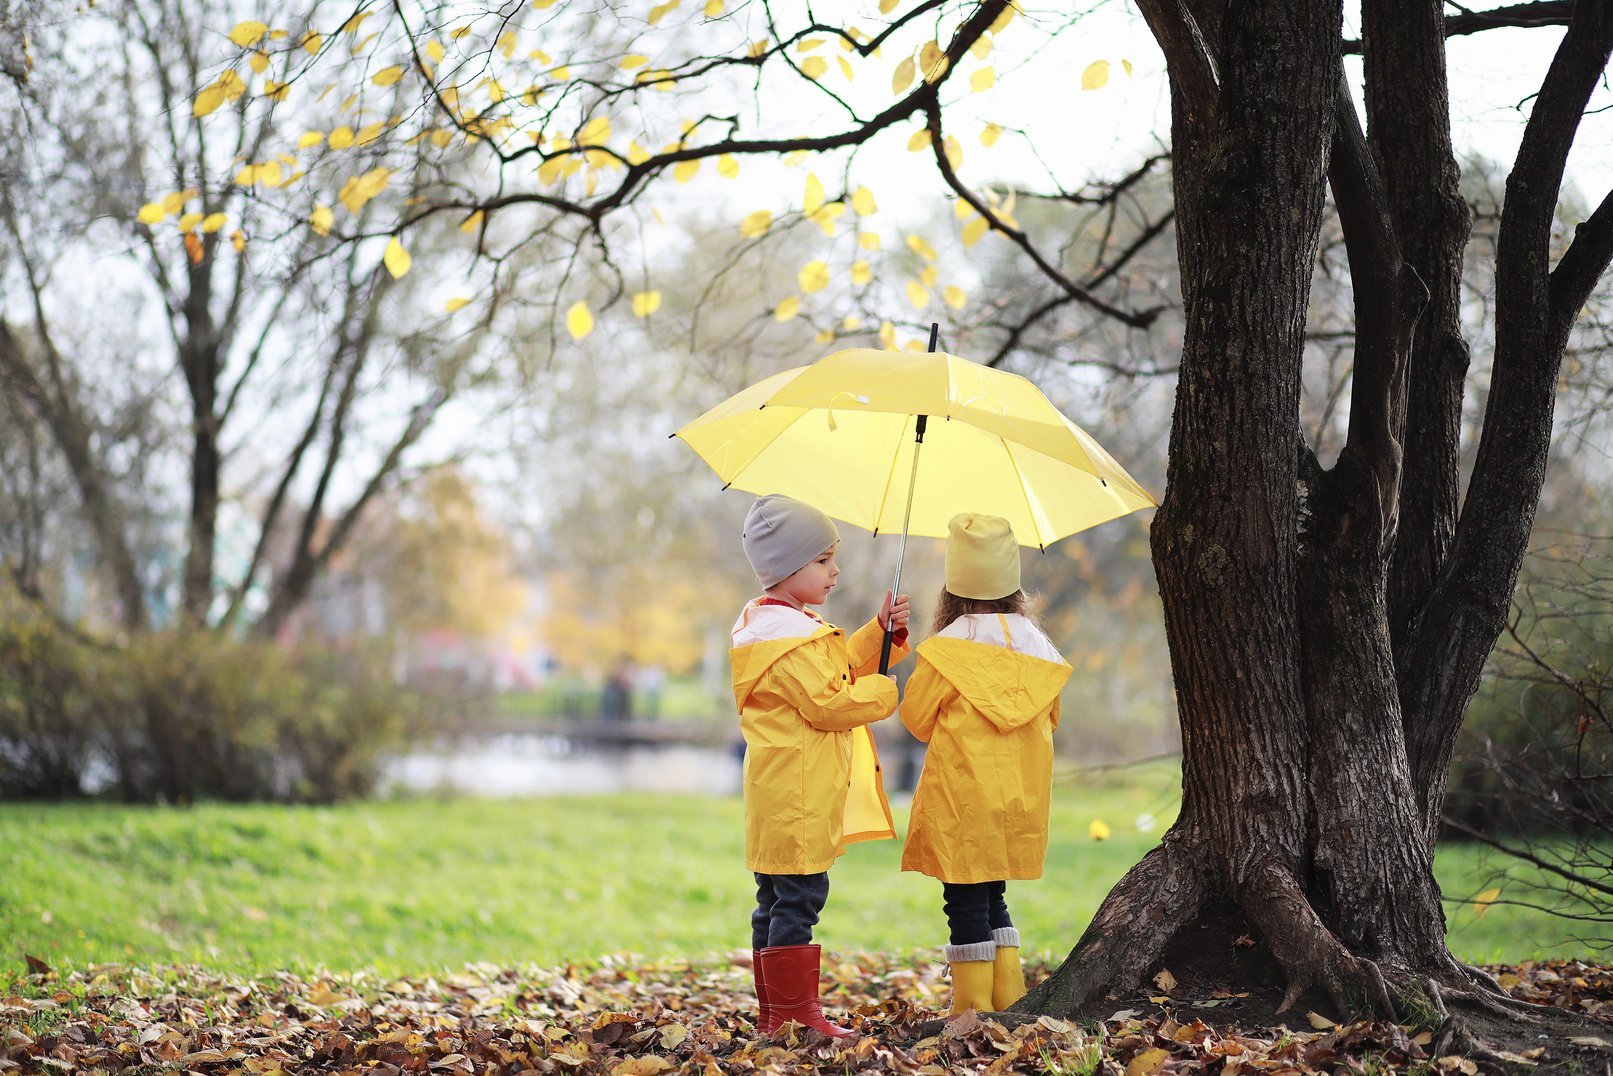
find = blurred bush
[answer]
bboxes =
[1445,536,1612,840]
[0,589,422,803]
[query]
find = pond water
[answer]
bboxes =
[382,734,745,797]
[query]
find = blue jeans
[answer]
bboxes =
[752,872,830,949]
[942,880,1013,945]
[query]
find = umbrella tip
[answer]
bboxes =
[1100,478,1108,487]
[722,482,732,491]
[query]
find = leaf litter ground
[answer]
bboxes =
[1,954,1609,1074]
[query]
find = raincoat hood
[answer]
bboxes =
[917,623,1070,732]
[731,601,833,711]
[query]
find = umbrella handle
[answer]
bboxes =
[879,324,940,677]
[879,412,928,674]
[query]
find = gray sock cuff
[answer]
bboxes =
[944,941,997,963]
[991,927,1021,948]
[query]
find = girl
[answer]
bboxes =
[900,512,1072,1015]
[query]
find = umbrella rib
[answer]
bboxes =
[1002,438,1048,550]
[871,413,916,535]
[717,407,811,487]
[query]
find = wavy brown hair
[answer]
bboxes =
[931,587,1031,636]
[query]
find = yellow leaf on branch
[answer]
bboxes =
[137,203,166,225]
[943,285,966,309]
[301,31,323,54]
[906,234,937,260]
[579,115,611,145]
[337,167,392,215]
[674,159,700,183]
[566,301,594,339]
[718,154,740,178]
[310,205,334,236]
[837,56,854,81]
[920,265,938,287]
[798,261,830,294]
[803,173,825,215]
[201,213,227,233]
[445,297,471,312]
[774,295,800,321]
[1473,887,1501,917]
[800,56,827,80]
[459,210,484,233]
[1081,60,1110,91]
[1088,818,1111,840]
[980,122,1003,147]
[858,231,881,251]
[250,51,270,74]
[372,65,405,87]
[231,229,246,253]
[943,135,962,170]
[891,56,914,95]
[632,291,662,317]
[177,211,203,231]
[228,20,268,47]
[620,54,649,69]
[920,41,947,82]
[183,232,204,265]
[329,126,355,149]
[971,66,995,92]
[192,84,227,117]
[851,260,871,286]
[648,0,681,25]
[809,203,844,236]
[905,279,930,310]
[907,128,930,152]
[850,186,877,216]
[740,210,772,238]
[382,236,412,279]
[705,0,724,14]
[297,130,325,149]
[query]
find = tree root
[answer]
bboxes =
[1014,840,1209,1018]
[1239,863,1397,1020]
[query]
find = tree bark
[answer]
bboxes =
[1021,0,1613,1037]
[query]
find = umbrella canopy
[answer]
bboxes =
[674,348,1155,549]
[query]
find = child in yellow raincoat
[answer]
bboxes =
[900,512,1072,1015]
[731,494,910,1037]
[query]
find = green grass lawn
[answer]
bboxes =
[0,761,1591,981]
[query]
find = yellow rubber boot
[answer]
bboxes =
[945,942,998,1015]
[991,928,1027,1011]
[991,949,1026,1010]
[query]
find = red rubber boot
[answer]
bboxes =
[756,944,855,1038]
[752,950,777,1034]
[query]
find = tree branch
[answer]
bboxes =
[1343,1,1576,53]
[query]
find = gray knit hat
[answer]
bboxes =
[742,495,840,588]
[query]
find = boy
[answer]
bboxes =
[731,494,909,1037]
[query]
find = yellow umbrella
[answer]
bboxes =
[677,346,1154,542]
[676,343,1155,669]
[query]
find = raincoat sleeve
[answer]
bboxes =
[898,656,955,744]
[847,618,910,677]
[767,644,898,733]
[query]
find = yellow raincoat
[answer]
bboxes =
[900,613,1072,883]
[731,599,906,874]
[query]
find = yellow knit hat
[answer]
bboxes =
[945,512,1021,600]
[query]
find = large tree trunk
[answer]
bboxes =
[1019,0,1613,1048]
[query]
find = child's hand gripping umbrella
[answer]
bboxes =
[675,331,1157,671]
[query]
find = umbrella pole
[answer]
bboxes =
[879,323,941,675]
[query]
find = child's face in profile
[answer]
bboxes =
[775,543,840,607]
